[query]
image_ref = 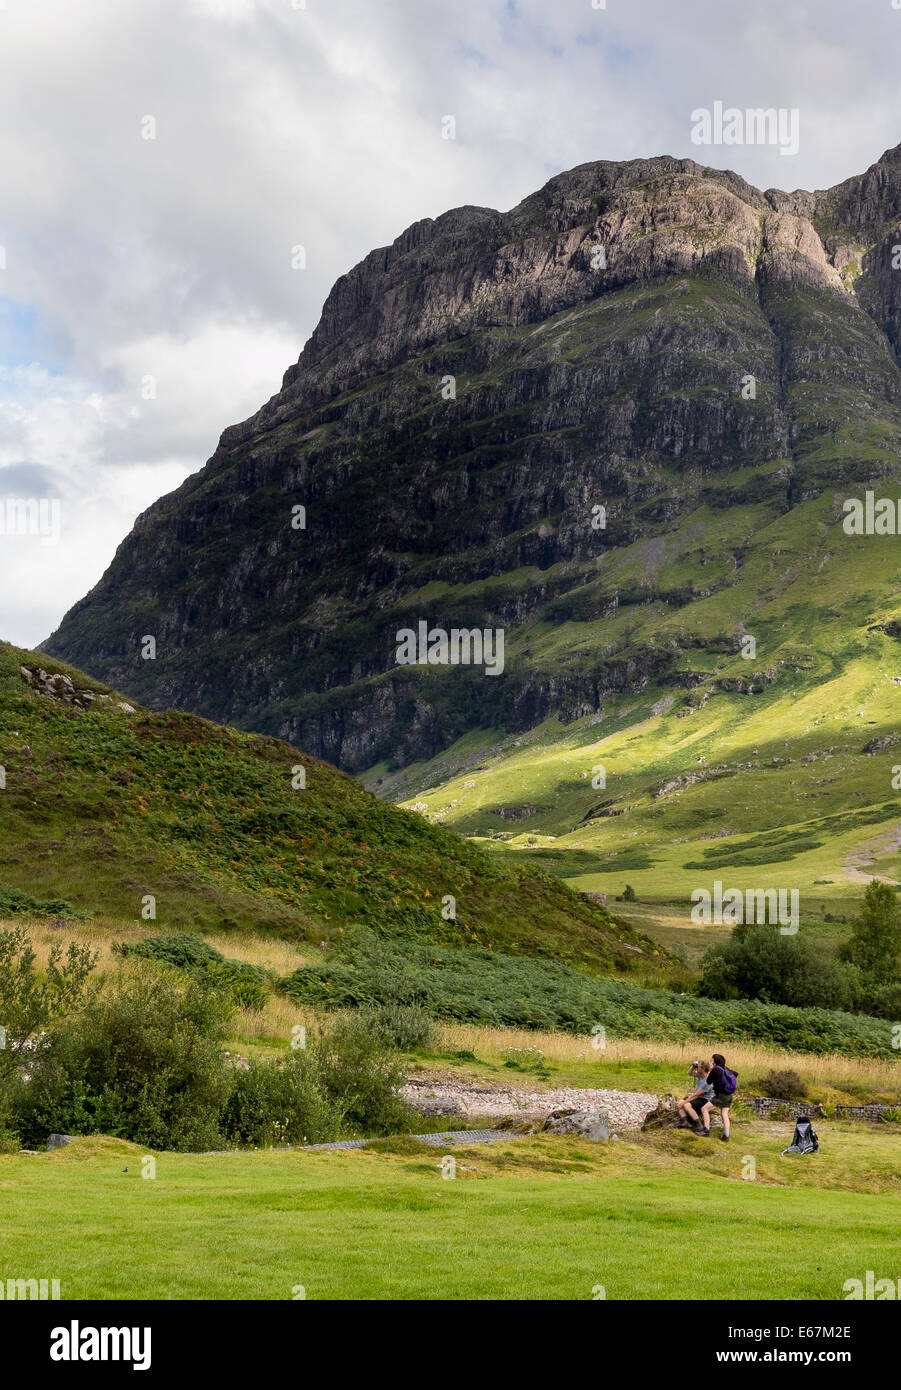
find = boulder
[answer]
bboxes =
[641,1095,724,1131]
[46,1133,76,1150]
[862,733,898,754]
[492,1116,541,1135]
[541,1108,610,1142]
[640,1096,680,1130]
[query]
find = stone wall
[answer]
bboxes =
[745,1097,895,1123]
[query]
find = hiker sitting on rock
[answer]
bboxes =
[676,1060,713,1132]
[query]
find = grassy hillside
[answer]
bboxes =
[0,641,666,974]
[383,487,901,931]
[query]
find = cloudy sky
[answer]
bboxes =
[2,0,901,647]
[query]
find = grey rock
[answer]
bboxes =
[541,1108,610,1142]
[640,1096,680,1131]
[46,1133,76,1150]
[862,734,898,754]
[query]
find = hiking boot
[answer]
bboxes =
[720,1132,730,1142]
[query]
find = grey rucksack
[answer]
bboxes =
[781,1116,819,1156]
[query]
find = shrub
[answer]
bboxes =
[698,925,859,1011]
[500,1046,547,1075]
[9,959,420,1149]
[0,886,88,919]
[867,981,901,1019]
[758,1069,806,1100]
[222,1013,417,1147]
[314,1012,412,1136]
[365,1003,436,1051]
[119,930,221,971]
[0,925,97,1096]
[204,965,268,1012]
[121,931,272,1009]
[221,1056,342,1148]
[839,881,901,986]
[12,966,231,1151]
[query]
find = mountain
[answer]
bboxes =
[43,146,901,904]
[0,640,666,972]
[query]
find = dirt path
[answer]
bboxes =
[841,821,901,885]
[304,1129,519,1151]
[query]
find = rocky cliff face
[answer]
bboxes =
[45,146,901,773]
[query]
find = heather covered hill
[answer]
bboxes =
[0,641,661,973]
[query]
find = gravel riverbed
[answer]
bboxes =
[402,1074,659,1130]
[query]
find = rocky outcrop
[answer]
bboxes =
[19,665,135,714]
[862,734,899,754]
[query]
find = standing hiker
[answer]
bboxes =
[704,1052,738,1142]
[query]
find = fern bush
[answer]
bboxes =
[280,927,898,1057]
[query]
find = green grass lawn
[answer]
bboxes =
[2,1124,898,1300]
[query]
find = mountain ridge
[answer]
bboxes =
[44,143,901,862]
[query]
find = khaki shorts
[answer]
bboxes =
[711,1093,733,1108]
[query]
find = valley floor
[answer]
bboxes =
[2,1123,898,1300]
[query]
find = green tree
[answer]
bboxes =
[0,925,97,1090]
[839,881,901,985]
[699,923,859,1011]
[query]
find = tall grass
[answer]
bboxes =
[437,1023,901,1092]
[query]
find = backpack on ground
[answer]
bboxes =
[781,1116,819,1156]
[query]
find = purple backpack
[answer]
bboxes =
[719,1067,738,1095]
